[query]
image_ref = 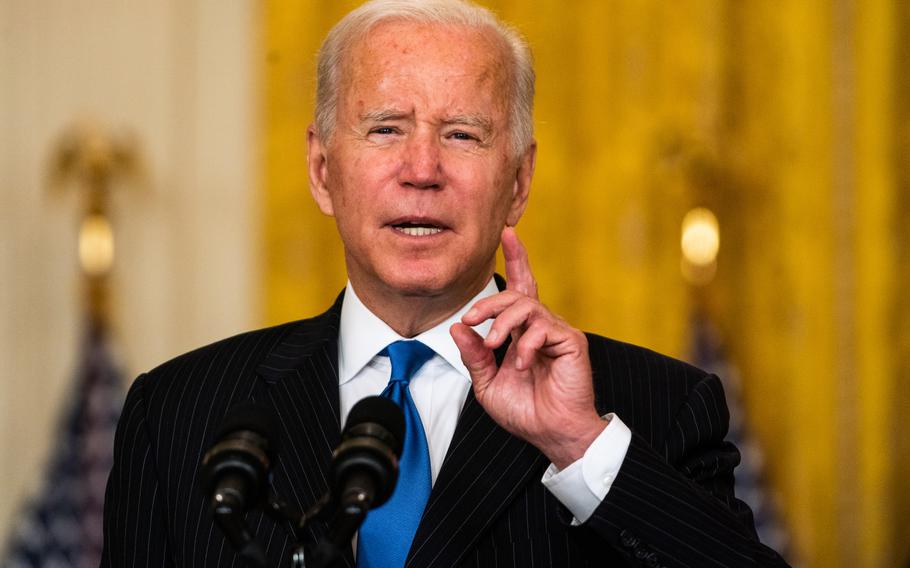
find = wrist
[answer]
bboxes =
[543,414,609,470]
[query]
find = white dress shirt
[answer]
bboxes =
[337,278,632,523]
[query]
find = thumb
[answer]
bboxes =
[450,322,498,391]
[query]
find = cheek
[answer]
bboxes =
[474,165,517,222]
[332,177,402,242]
[330,154,383,211]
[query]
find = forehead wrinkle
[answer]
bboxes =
[348,21,509,87]
[360,108,412,122]
[339,21,514,133]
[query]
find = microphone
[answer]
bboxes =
[201,401,280,567]
[332,395,405,514]
[308,396,404,568]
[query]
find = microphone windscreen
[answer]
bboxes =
[345,396,405,446]
[216,401,281,455]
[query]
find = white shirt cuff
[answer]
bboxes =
[540,413,632,524]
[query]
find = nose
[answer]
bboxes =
[398,130,443,190]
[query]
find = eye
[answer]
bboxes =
[449,131,477,141]
[370,126,397,135]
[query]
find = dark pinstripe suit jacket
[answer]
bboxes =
[102,291,788,567]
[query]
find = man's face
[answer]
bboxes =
[308,20,534,304]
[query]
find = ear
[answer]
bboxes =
[307,125,335,216]
[505,141,536,226]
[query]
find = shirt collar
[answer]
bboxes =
[338,278,498,385]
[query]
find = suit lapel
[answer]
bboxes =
[255,292,355,567]
[406,342,548,568]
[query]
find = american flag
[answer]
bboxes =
[689,312,792,559]
[3,326,123,568]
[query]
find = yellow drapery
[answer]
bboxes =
[262,1,910,566]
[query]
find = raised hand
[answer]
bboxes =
[450,227,606,468]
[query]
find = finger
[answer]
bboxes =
[482,296,544,349]
[513,318,579,370]
[501,227,538,300]
[512,320,548,370]
[461,290,526,326]
[450,322,498,389]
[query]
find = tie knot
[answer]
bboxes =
[384,340,435,384]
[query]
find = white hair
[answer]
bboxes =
[314,0,535,156]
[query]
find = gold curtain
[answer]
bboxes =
[262,1,910,566]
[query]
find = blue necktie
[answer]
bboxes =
[356,340,435,568]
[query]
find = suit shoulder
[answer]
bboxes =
[137,302,338,403]
[127,324,270,409]
[584,332,709,385]
[584,332,722,441]
[146,320,297,377]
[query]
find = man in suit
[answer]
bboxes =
[103,0,789,566]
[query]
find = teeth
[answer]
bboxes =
[395,226,442,236]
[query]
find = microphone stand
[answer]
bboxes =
[262,491,343,568]
[263,484,373,568]
[308,482,373,568]
[212,507,268,568]
[262,492,324,567]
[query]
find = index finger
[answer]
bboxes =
[501,226,538,300]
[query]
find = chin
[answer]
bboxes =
[388,262,494,301]
[384,273,450,298]
[378,262,463,298]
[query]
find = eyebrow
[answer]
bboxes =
[359,109,494,134]
[360,109,410,123]
[442,114,494,134]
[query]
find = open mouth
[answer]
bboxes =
[390,220,445,237]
